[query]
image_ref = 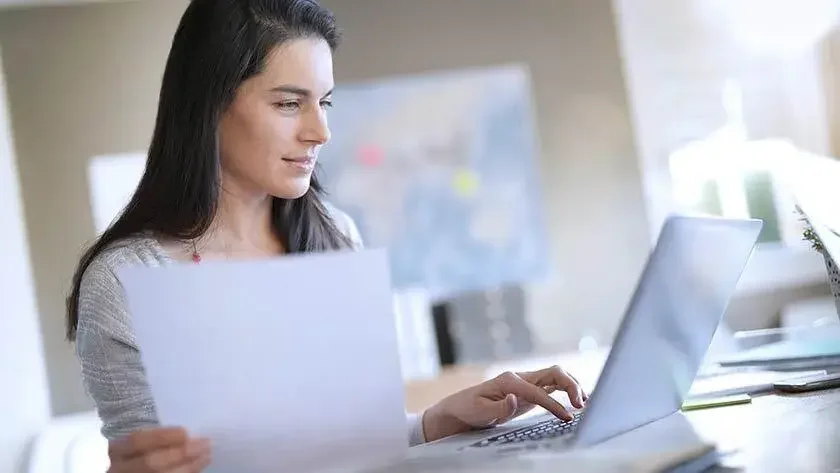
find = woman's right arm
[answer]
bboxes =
[76,257,210,471]
[76,258,159,440]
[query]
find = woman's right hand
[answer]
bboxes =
[107,427,211,473]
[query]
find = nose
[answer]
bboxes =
[300,107,331,145]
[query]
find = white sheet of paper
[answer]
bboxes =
[119,249,408,473]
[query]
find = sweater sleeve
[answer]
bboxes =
[75,255,159,441]
[406,411,428,447]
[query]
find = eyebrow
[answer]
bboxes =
[270,85,333,98]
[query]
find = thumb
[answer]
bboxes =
[488,393,518,425]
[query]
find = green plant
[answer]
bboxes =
[803,224,825,252]
[797,206,825,252]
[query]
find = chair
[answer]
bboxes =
[27,410,109,473]
[444,284,534,364]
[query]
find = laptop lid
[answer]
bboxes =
[119,249,408,473]
[572,215,762,447]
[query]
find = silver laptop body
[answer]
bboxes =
[412,215,762,456]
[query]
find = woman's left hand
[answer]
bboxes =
[421,365,589,443]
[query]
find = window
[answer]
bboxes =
[612,0,835,293]
[668,80,794,245]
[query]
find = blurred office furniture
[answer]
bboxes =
[393,290,441,381]
[433,284,534,365]
[782,296,840,331]
[26,411,107,473]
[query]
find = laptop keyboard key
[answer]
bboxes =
[465,412,583,449]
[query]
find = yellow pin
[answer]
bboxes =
[452,169,480,197]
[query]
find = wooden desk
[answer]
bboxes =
[404,360,840,472]
[689,387,840,473]
[404,365,486,413]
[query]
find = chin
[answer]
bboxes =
[269,179,312,200]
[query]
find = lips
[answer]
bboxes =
[281,156,316,172]
[282,156,315,164]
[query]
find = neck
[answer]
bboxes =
[200,185,282,256]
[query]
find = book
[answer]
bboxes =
[717,339,840,369]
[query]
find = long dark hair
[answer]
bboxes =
[66,0,352,340]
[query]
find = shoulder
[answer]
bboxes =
[76,234,168,331]
[86,234,168,275]
[324,202,364,249]
[79,235,166,296]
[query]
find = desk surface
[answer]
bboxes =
[690,387,840,473]
[404,359,840,472]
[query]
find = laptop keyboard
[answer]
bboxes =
[466,412,583,449]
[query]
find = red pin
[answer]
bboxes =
[357,145,384,167]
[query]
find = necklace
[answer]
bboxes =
[191,240,201,264]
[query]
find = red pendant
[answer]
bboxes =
[192,252,201,263]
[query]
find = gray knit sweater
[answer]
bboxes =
[74,206,427,447]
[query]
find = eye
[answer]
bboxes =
[274,101,300,112]
[320,99,333,109]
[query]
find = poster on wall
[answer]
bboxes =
[317,64,551,298]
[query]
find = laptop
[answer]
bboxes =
[413,214,762,455]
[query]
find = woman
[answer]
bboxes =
[67,0,587,471]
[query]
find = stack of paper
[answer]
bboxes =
[687,369,827,398]
[716,339,840,370]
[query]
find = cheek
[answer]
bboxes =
[258,118,300,178]
[260,115,299,157]
[222,109,299,173]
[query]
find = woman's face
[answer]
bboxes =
[218,37,334,200]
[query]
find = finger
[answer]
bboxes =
[481,393,517,426]
[523,366,585,409]
[110,427,189,458]
[118,438,210,473]
[149,438,211,470]
[566,372,589,401]
[564,378,585,408]
[170,450,212,473]
[496,393,521,425]
[495,372,573,421]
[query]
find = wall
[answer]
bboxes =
[0,0,190,415]
[320,0,650,351]
[0,46,52,473]
[0,0,650,415]
[612,0,836,329]
[823,27,840,157]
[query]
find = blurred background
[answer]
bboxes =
[3,0,840,471]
